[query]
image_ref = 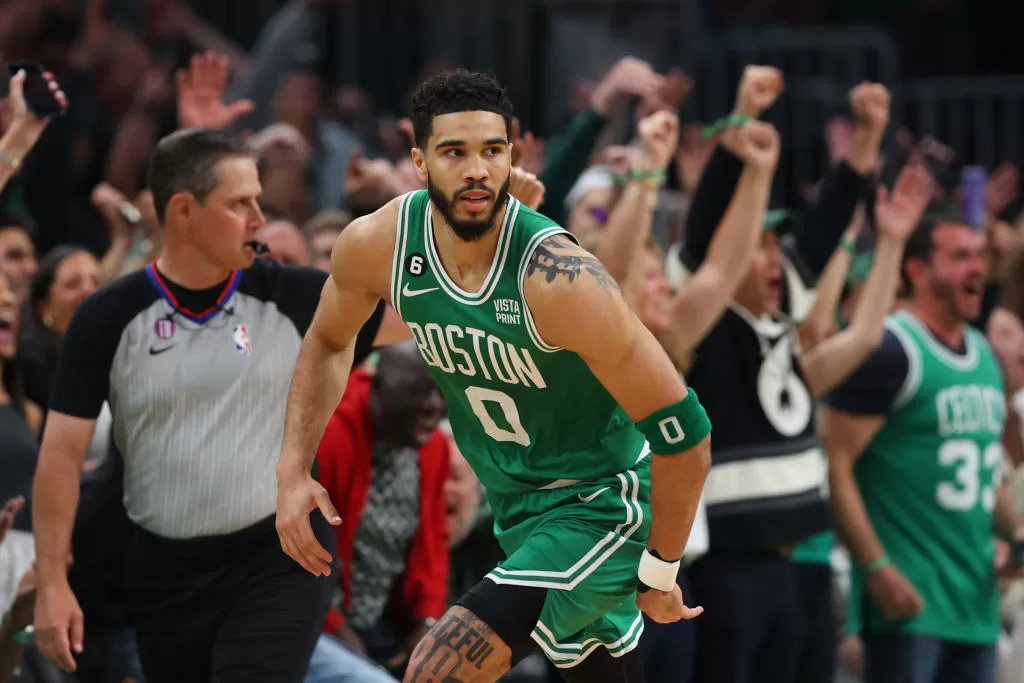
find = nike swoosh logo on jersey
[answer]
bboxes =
[148,345,175,356]
[403,283,439,298]
[578,486,610,503]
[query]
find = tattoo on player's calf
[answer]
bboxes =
[407,608,506,682]
[527,234,624,299]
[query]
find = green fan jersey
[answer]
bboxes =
[389,190,649,536]
[849,310,1005,644]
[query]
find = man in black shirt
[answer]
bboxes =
[31,128,383,683]
[677,68,890,683]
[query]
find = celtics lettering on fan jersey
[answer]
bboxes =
[828,310,1005,644]
[390,190,648,533]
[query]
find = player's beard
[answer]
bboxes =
[428,175,511,243]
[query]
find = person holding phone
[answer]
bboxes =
[0,63,67,194]
[0,62,66,311]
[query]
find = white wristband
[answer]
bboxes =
[638,549,680,592]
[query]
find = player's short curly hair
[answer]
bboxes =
[409,69,514,150]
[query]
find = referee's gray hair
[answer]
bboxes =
[148,128,254,224]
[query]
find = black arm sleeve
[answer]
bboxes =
[821,329,909,415]
[48,290,128,419]
[682,146,745,266]
[791,162,871,282]
[275,263,385,367]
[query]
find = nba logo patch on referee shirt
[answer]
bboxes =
[154,318,174,340]
[232,325,253,356]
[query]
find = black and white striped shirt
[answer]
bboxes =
[50,259,383,539]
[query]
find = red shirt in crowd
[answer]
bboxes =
[317,368,450,634]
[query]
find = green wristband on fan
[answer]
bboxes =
[701,114,754,138]
[612,169,667,186]
[865,554,891,575]
[0,622,34,644]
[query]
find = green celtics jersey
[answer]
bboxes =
[390,190,647,532]
[851,310,1005,644]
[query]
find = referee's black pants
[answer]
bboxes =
[124,512,336,683]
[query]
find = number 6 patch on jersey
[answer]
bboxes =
[405,252,427,277]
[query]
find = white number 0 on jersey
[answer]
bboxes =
[466,386,531,446]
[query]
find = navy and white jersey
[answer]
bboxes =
[50,259,383,539]
[687,305,829,551]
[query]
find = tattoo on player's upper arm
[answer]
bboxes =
[526,234,624,300]
[405,606,511,682]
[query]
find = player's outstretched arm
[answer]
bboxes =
[663,121,778,356]
[800,164,930,396]
[277,201,397,576]
[524,235,710,622]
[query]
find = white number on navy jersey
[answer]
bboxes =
[757,335,813,437]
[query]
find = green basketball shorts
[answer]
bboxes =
[484,464,652,668]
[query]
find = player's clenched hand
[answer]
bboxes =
[637,583,703,624]
[867,564,925,621]
[276,473,341,576]
[34,578,83,672]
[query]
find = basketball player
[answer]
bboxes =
[277,69,778,682]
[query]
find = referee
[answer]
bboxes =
[31,128,383,683]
